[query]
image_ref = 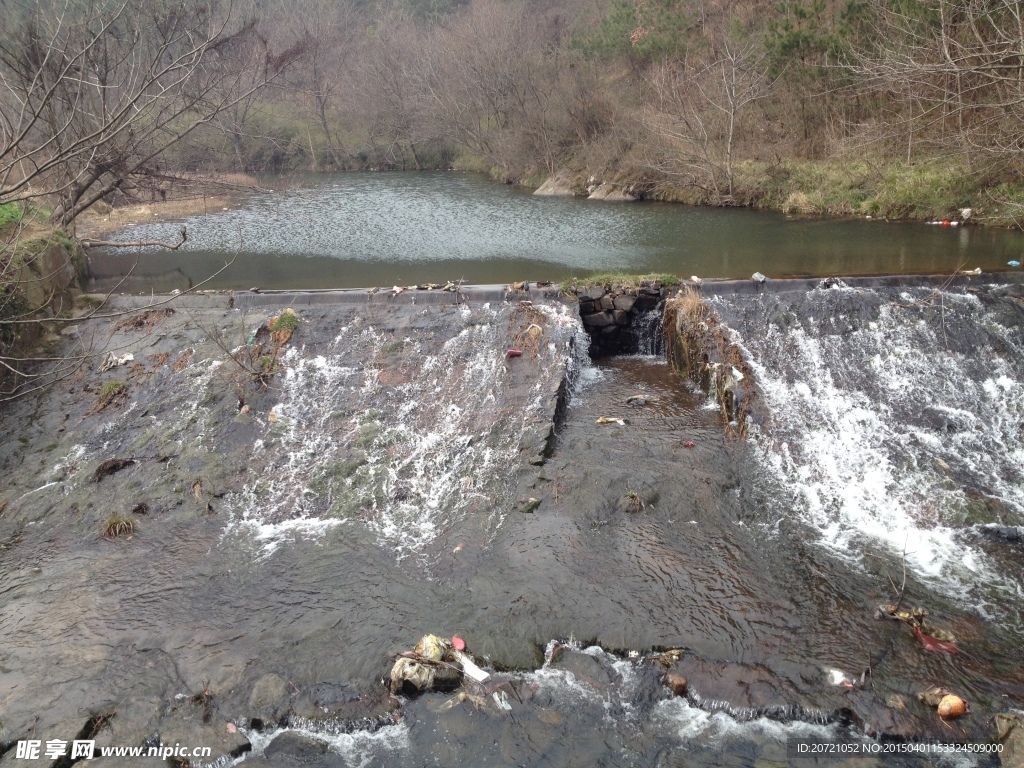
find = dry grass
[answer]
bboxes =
[667,287,707,325]
[510,302,548,356]
[114,307,175,333]
[101,514,135,539]
[171,348,194,372]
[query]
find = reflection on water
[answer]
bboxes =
[87,172,1024,292]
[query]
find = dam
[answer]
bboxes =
[0,274,1022,766]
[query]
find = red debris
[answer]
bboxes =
[506,349,523,357]
[452,636,466,651]
[683,441,695,448]
[913,626,959,654]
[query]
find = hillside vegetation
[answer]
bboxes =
[2,0,1024,228]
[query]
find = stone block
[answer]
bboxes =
[613,294,637,312]
[582,312,614,328]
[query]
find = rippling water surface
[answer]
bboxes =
[87,172,1024,292]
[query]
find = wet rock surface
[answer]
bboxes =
[0,292,579,761]
[574,281,667,356]
[0,278,1022,766]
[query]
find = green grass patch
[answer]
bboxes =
[0,202,27,230]
[269,309,298,333]
[725,158,1014,223]
[563,272,681,291]
[96,380,128,410]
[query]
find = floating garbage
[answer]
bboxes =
[454,651,489,683]
[596,417,627,426]
[389,635,491,697]
[626,394,655,406]
[1009,261,1021,267]
[682,440,695,448]
[938,695,968,718]
[827,668,857,689]
[960,268,982,275]
[389,634,464,694]
[100,352,134,372]
[913,626,959,654]
[751,272,767,284]
[492,690,512,711]
[918,686,969,719]
[441,691,487,711]
[506,349,523,357]
[877,604,959,653]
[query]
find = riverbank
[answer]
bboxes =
[74,172,263,240]
[486,157,1024,229]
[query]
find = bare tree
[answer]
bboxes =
[846,0,1024,163]
[0,0,306,224]
[646,28,775,201]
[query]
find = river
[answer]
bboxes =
[0,177,1022,767]
[85,172,1024,293]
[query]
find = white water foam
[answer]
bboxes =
[652,696,837,744]
[739,289,1024,608]
[224,304,580,559]
[235,720,409,768]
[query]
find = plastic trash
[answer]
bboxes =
[626,394,654,406]
[415,634,447,661]
[751,272,767,284]
[827,669,857,689]
[596,417,627,426]
[682,441,695,448]
[389,634,463,694]
[451,636,466,651]
[100,352,134,372]
[441,691,486,711]
[506,349,523,357]
[1009,261,1021,267]
[452,650,489,682]
[492,691,512,711]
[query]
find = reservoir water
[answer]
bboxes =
[86,172,1024,292]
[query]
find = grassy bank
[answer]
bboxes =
[559,272,681,292]
[523,158,1024,229]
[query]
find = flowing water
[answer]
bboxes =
[3,181,1024,765]
[85,172,1024,293]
